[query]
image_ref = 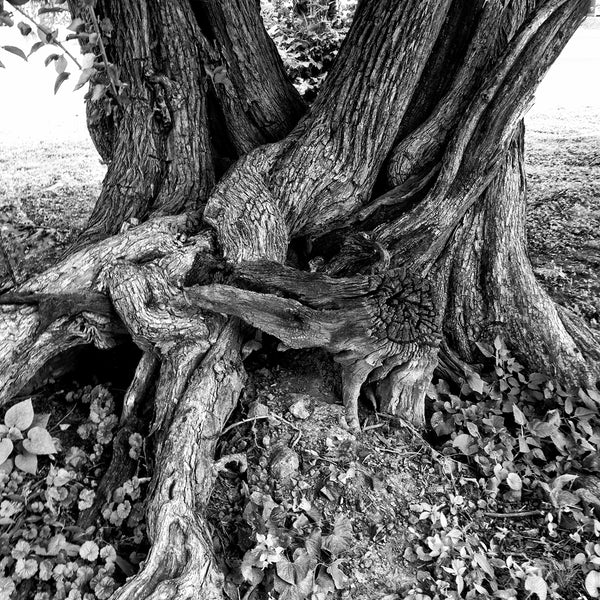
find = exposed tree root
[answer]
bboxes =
[182,261,440,428]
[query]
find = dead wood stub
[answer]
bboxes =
[373,270,440,347]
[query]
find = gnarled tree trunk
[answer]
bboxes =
[1,0,598,597]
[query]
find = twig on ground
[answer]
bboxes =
[484,510,545,519]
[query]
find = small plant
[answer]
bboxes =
[0,385,149,599]
[0,0,125,111]
[239,492,351,598]
[0,399,56,476]
[404,337,600,599]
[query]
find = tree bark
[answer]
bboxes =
[69,0,304,243]
[1,1,598,598]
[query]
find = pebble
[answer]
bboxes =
[288,394,311,420]
[269,447,300,480]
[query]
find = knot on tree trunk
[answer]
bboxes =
[372,269,440,347]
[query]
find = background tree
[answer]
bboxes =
[0,0,598,598]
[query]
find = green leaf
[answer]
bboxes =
[100,17,113,35]
[278,584,300,600]
[327,559,349,590]
[44,53,60,67]
[276,558,296,585]
[586,571,600,598]
[9,0,32,5]
[91,83,107,102]
[241,548,265,585]
[23,426,56,455]
[0,438,13,464]
[467,372,485,395]
[305,528,322,559]
[506,473,522,491]
[30,413,50,429]
[74,67,95,91]
[0,458,14,474]
[54,71,70,94]
[5,398,34,430]
[28,41,45,57]
[473,552,494,577]
[55,54,68,74]
[512,404,527,426]
[452,433,477,455]
[323,515,352,556]
[15,450,38,475]
[525,574,547,600]
[2,45,28,61]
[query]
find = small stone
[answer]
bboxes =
[269,447,300,481]
[248,402,269,419]
[289,395,311,420]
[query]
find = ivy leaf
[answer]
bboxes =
[240,548,264,585]
[512,404,527,426]
[467,372,485,395]
[278,584,300,600]
[23,426,56,455]
[305,528,322,559]
[0,438,14,464]
[15,450,38,475]
[323,515,352,556]
[0,458,14,474]
[586,571,600,598]
[30,413,50,429]
[327,559,349,590]
[452,433,477,455]
[525,574,547,600]
[276,558,296,585]
[506,473,522,491]
[5,398,34,430]
[2,45,28,61]
[54,72,70,94]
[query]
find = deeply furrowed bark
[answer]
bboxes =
[68,0,304,243]
[1,1,599,598]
